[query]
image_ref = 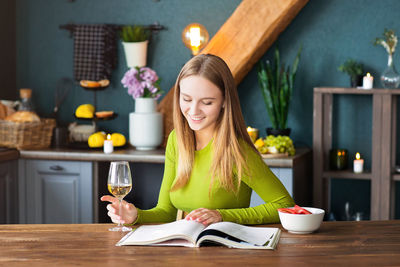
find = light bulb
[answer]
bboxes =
[181,23,209,56]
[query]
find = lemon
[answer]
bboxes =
[88,132,106,148]
[111,133,126,147]
[75,104,95,118]
[254,138,265,149]
[95,131,106,138]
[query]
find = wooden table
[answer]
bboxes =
[1,220,399,266]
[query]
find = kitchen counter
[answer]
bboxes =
[19,146,311,167]
[19,146,166,163]
[0,148,19,162]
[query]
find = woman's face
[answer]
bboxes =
[179,75,224,135]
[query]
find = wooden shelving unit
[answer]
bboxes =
[313,87,400,220]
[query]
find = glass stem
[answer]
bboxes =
[118,199,122,227]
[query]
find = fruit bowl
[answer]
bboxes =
[278,207,325,234]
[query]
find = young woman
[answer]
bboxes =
[101,54,294,226]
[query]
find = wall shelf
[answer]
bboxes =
[322,170,372,180]
[313,87,398,220]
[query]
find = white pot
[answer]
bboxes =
[129,98,163,150]
[122,40,148,68]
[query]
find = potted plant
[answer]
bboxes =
[337,59,364,87]
[257,46,301,136]
[120,25,150,68]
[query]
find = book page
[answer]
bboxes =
[202,222,278,246]
[117,220,205,246]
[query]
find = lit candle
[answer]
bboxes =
[103,134,114,154]
[353,152,364,173]
[362,73,373,89]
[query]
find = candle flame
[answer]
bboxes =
[366,73,371,77]
[355,152,361,160]
[107,134,111,140]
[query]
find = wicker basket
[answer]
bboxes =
[0,118,56,149]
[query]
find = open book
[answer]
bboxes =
[116,219,280,250]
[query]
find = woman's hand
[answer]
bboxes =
[185,208,222,226]
[100,195,138,224]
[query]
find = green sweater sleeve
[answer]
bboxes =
[135,132,294,225]
[217,144,295,224]
[135,131,178,224]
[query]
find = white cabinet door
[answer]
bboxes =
[250,167,293,207]
[0,160,18,223]
[19,159,93,224]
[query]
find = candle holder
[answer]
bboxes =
[329,149,348,170]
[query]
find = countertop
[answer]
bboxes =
[0,148,19,162]
[18,146,311,168]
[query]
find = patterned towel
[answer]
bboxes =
[73,24,117,81]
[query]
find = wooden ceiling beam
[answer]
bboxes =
[158,0,309,144]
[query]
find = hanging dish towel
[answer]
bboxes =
[73,24,117,81]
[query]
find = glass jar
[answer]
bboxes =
[18,88,34,111]
[329,149,348,170]
[380,54,400,89]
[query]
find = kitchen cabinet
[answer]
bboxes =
[18,159,93,224]
[0,159,18,223]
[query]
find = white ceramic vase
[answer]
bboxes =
[129,98,163,150]
[122,40,148,68]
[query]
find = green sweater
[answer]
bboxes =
[135,130,295,225]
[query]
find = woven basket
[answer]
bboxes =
[0,118,56,149]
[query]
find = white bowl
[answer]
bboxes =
[278,207,325,234]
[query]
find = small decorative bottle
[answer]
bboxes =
[18,88,35,111]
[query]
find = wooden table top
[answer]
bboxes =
[1,220,399,266]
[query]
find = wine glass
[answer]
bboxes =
[107,161,133,232]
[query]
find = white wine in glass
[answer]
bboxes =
[107,161,132,232]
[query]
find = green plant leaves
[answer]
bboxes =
[258,62,277,129]
[257,46,301,130]
[120,25,150,42]
[337,59,364,78]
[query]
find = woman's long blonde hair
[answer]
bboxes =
[171,54,257,194]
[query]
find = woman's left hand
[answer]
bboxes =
[185,208,222,226]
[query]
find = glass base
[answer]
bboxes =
[109,225,132,232]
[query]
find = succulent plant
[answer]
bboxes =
[120,25,150,42]
[257,46,301,130]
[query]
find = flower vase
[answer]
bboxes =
[122,40,148,68]
[129,98,163,150]
[380,54,400,89]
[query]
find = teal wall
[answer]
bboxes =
[15,0,400,219]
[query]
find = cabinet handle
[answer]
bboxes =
[49,165,64,171]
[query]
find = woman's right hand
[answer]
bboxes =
[100,195,138,224]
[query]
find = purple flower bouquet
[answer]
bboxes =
[121,67,162,99]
